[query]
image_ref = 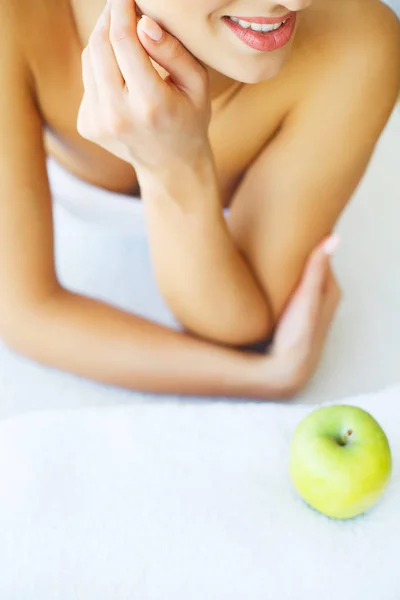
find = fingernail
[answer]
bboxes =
[139,16,163,42]
[323,233,341,255]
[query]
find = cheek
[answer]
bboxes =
[176,0,227,15]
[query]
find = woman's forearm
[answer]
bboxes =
[4,287,285,399]
[139,155,273,346]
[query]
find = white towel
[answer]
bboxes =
[0,383,399,599]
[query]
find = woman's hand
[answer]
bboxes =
[259,234,342,398]
[77,0,212,180]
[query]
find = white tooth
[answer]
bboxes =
[228,16,285,33]
[252,22,283,32]
[248,22,263,31]
[260,23,276,32]
[237,19,252,29]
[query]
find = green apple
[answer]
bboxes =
[289,405,392,520]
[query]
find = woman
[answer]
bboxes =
[0,0,399,399]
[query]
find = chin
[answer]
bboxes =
[233,60,287,84]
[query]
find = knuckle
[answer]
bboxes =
[138,102,163,127]
[110,23,133,43]
[168,37,186,60]
[105,111,127,135]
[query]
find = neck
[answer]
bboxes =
[204,64,243,103]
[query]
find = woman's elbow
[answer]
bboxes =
[183,302,275,348]
[1,309,36,355]
[0,292,57,356]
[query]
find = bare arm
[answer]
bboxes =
[140,161,273,348]
[6,290,281,398]
[135,2,400,348]
[76,1,274,349]
[0,8,282,400]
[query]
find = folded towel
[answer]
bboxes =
[0,383,399,599]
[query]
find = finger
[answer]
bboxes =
[322,262,333,295]
[81,46,99,103]
[78,47,99,139]
[290,234,340,336]
[273,248,328,338]
[313,288,340,354]
[137,16,208,99]
[314,272,342,347]
[322,263,341,296]
[294,249,330,325]
[89,2,125,99]
[271,251,330,349]
[109,0,163,97]
[300,234,341,298]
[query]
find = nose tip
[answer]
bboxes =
[286,0,313,11]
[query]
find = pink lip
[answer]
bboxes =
[222,13,297,52]
[227,12,294,24]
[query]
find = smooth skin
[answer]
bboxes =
[0,0,399,398]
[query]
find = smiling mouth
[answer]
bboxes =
[224,16,289,33]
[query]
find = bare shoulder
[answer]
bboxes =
[353,0,400,32]
[290,0,400,126]
[335,0,400,63]
[1,0,54,60]
[314,0,400,89]
[1,0,32,32]
[358,0,400,80]
[302,0,400,51]
[0,0,35,86]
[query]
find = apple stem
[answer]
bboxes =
[343,429,353,444]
